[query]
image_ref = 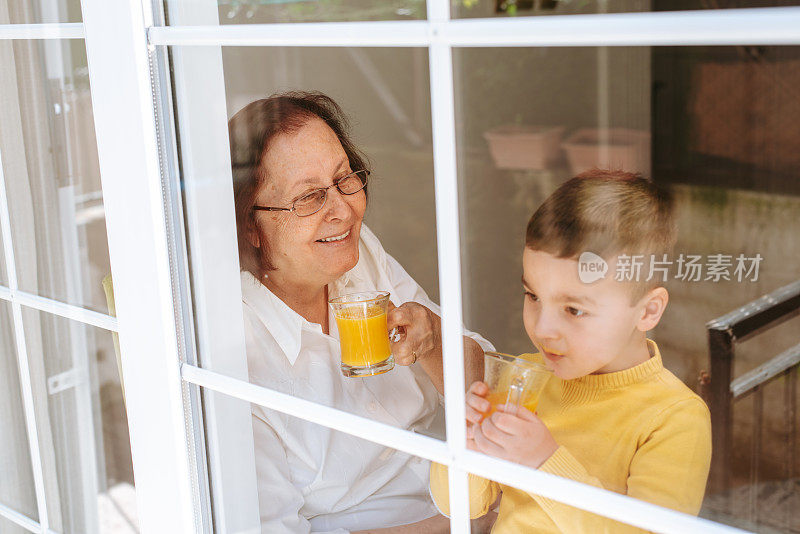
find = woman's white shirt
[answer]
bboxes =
[242,225,493,534]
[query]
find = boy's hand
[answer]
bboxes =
[471,405,558,469]
[465,381,490,448]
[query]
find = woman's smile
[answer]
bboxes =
[316,228,352,244]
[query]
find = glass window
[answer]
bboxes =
[0,301,38,522]
[175,44,444,380]
[224,46,437,293]
[455,44,800,532]
[164,0,427,24]
[144,4,800,532]
[0,514,39,534]
[205,389,448,532]
[170,43,481,530]
[0,515,23,534]
[20,307,136,533]
[1,0,82,24]
[451,0,800,19]
[0,232,7,286]
[0,39,111,313]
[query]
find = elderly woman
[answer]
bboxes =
[229,92,493,534]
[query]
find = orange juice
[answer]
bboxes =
[483,391,539,419]
[334,305,392,367]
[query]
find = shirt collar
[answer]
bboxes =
[241,271,306,365]
[240,266,365,366]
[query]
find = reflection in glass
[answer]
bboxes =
[0,39,111,312]
[455,44,800,532]
[20,307,136,534]
[1,0,82,24]
[166,0,426,25]
[451,0,799,19]
[173,44,478,530]
[206,388,447,531]
[1,515,21,534]
[220,45,438,319]
[0,232,7,286]
[0,302,38,524]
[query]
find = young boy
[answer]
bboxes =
[430,169,712,532]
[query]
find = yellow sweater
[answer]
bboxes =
[430,340,711,533]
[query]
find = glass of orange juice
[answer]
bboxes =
[482,351,551,419]
[329,291,396,378]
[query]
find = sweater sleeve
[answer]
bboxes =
[531,398,712,533]
[429,462,501,519]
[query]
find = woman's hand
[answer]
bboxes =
[387,302,442,367]
[386,302,484,395]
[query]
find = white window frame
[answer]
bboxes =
[0,17,121,534]
[3,2,800,533]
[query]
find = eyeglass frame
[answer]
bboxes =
[252,169,369,217]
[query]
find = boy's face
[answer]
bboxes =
[522,248,658,380]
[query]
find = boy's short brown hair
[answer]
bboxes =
[525,169,677,298]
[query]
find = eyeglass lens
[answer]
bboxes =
[294,170,367,216]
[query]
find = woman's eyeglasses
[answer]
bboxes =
[252,170,369,217]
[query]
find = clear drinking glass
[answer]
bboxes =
[482,351,551,418]
[329,291,396,378]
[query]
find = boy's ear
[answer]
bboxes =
[637,287,668,332]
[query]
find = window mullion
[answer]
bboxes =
[0,290,118,332]
[0,23,83,40]
[146,8,800,48]
[165,1,262,528]
[427,2,472,530]
[80,0,198,531]
[0,501,43,534]
[184,362,752,534]
[454,450,749,534]
[0,139,50,534]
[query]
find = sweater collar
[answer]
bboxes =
[566,339,663,391]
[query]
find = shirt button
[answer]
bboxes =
[368,401,378,413]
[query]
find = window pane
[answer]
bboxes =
[456,44,800,532]
[20,307,136,534]
[0,232,7,286]
[168,43,493,530]
[0,301,38,522]
[0,514,35,534]
[175,44,449,378]
[164,0,427,24]
[0,39,111,313]
[1,516,18,534]
[204,388,448,531]
[452,0,800,19]
[1,0,82,24]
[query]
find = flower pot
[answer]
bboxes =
[483,124,566,170]
[562,128,651,177]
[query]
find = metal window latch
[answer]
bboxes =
[47,368,80,395]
